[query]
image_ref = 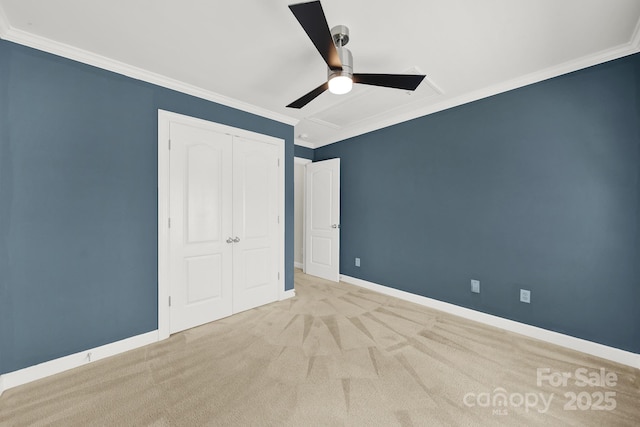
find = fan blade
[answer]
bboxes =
[286,82,329,108]
[289,1,342,71]
[353,73,426,91]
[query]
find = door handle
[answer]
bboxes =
[226,237,234,243]
[233,237,240,243]
[331,224,340,229]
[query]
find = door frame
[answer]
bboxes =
[158,110,285,341]
[293,157,311,271]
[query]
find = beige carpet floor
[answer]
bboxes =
[0,270,638,426]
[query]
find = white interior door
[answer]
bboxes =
[305,158,340,282]
[169,122,233,333]
[232,137,280,313]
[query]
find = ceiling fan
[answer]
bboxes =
[286,0,426,109]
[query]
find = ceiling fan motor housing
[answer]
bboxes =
[328,46,353,81]
[329,25,352,80]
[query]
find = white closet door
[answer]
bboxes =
[232,137,280,313]
[169,123,233,333]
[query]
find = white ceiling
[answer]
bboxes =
[0,1,639,148]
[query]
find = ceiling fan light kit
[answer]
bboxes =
[287,0,426,108]
[328,75,352,94]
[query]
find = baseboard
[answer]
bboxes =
[0,330,159,395]
[294,262,304,269]
[280,289,296,301]
[340,275,640,370]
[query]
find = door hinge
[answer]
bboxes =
[278,272,280,280]
[277,215,280,224]
[168,139,171,150]
[277,158,280,167]
[168,296,172,307]
[168,218,171,228]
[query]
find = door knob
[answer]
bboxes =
[226,237,234,243]
[331,224,340,229]
[233,237,240,243]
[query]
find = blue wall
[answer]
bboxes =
[315,53,640,353]
[0,40,294,374]
[294,144,314,160]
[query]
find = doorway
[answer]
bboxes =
[305,158,340,282]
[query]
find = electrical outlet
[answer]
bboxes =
[355,257,360,267]
[520,289,531,304]
[470,279,480,294]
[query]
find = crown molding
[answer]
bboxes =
[314,32,640,148]
[294,139,315,149]
[1,6,638,147]
[0,26,298,126]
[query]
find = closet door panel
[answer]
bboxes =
[169,123,233,333]
[232,137,280,313]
